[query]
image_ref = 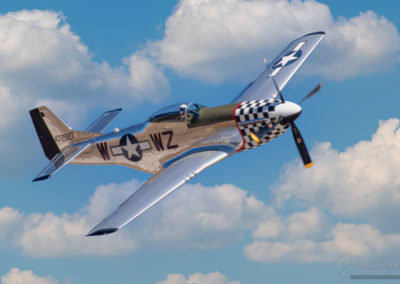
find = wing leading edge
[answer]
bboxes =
[232,31,325,103]
[87,149,234,236]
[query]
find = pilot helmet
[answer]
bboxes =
[179,104,188,114]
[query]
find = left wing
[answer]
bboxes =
[232,31,325,103]
[87,148,234,236]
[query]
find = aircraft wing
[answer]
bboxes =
[232,31,325,103]
[87,148,234,236]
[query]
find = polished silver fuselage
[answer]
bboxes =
[72,118,241,174]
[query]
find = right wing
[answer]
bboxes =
[232,31,325,103]
[87,148,235,236]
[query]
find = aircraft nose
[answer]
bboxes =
[275,101,302,124]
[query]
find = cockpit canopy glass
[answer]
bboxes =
[148,103,185,122]
[148,102,206,122]
[149,103,204,122]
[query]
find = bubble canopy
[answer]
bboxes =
[148,102,205,122]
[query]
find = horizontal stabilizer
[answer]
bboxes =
[32,143,91,182]
[84,108,122,133]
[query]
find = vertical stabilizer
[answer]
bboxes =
[30,106,72,160]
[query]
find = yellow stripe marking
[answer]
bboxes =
[249,132,261,144]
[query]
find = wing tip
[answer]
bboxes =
[86,228,119,237]
[304,31,325,37]
[32,175,51,182]
[105,108,122,114]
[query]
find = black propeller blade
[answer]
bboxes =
[272,77,285,103]
[290,122,312,168]
[270,78,320,168]
[298,83,322,104]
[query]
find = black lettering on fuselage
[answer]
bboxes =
[96,142,110,160]
[162,130,178,149]
[150,133,164,151]
[150,131,178,151]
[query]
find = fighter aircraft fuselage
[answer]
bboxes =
[71,100,300,174]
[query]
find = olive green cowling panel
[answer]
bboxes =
[189,103,237,127]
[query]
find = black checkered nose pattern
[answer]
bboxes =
[235,99,292,149]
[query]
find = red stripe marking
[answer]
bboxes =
[233,103,245,152]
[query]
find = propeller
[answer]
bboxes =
[298,82,321,105]
[290,121,312,168]
[270,78,322,168]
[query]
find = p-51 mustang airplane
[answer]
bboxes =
[30,31,325,236]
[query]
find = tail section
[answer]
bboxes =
[30,106,122,181]
[29,106,73,160]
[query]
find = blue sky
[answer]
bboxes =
[0,0,400,283]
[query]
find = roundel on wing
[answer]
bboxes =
[272,49,303,70]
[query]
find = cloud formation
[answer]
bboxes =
[245,220,400,263]
[273,119,400,227]
[147,0,400,82]
[0,9,169,127]
[0,9,169,174]
[0,9,169,109]
[2,268,59,284]
[158,271,240,284]
[244,119,400,262]
[0,180,269,257]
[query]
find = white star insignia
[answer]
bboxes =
[274,51,299,68]
[122,138,141,159]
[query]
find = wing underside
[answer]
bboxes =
[232,31,325,103]
[87,149,233,236]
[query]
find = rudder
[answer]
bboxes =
[30,106,73,160]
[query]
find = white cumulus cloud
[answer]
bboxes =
[244,118,400,263]
[147,0,400,82]
[0,9,170,174]
[2,268,59,284]
[0,9,169,107]
[158,271,240,284]
[244,223,400,263]
[273,119,400,228]
[0,180,270,257]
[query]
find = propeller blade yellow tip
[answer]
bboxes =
[304,162,313,168]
